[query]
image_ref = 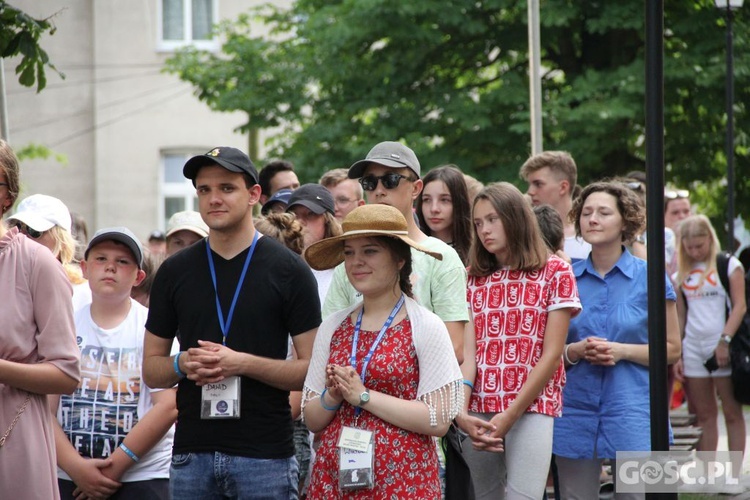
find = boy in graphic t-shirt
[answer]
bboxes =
[50,227,177,499]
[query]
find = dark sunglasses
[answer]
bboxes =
[665,189,689,200]
[15,221,43,239]
[359,173,414,191]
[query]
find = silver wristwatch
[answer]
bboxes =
[357,389,370,407]
[720,333,733,346]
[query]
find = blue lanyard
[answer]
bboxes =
[350,294,405,414]
[206,231,259,346]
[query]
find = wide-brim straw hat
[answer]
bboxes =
[304,204,443,270]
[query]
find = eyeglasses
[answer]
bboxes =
[359,173,414,191]
[15,221,43,239]
[665,189,689,200]
[335,197,355,206]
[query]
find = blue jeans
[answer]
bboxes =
[170,452,298,499]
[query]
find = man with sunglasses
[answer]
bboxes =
[664,188,691,233]
[664,188,691,276]
[322,141,469,364]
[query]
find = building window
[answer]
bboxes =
[158,0,219,51]
[161,153,199,229]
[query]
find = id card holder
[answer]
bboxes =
[337,426,375,490]
[201,376,241,419]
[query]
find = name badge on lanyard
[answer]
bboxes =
[201,377,241,419]
[338,427,374,490]
[200,232,258,420]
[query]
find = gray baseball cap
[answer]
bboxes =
[348,141,421,179]
[85,226,144,269]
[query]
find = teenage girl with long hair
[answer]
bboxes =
[416,165,472,265]
[674,215,746,456]
[458,182,581,499]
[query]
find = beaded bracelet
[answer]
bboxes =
[119,442,140,463]
[320,388,342,411]
[173,352,186,379]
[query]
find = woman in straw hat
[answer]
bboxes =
[301,204,464,499]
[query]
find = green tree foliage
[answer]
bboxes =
[0,1,63,92]
[15,142,67,164]
[165,0,747,223]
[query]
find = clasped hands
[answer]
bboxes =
[181,340,245,386]
[323,364,366,408]
[455,413,505,453]
[571,337,624,366]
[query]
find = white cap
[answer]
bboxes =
[166,210,209,238]
[9,194,72,233]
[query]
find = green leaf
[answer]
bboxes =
[18,63,35,87]
[36,60,46,92]
[17,31,37,59]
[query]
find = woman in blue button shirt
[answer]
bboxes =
[553,181,681,499]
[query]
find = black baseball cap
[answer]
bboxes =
[183,147,259,185]
[286,184,335,215]
[261,188,294,215]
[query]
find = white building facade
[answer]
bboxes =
[5,0,281,241]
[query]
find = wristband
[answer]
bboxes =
[173,352,186,379]
[119,442,140,463]
[320,388,342,411]
[462,379,474,391]
[564,344,579,365]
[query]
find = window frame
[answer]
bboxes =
[156,0,220,52]
[159,151,201,230]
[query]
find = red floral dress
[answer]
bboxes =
[306,316,440,499]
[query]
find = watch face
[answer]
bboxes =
[360,391,370,404]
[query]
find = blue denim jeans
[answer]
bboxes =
[170,452,298,499]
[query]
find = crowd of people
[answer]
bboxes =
[0,135,746,499]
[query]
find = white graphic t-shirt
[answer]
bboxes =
[678,256,743,354]
[58,299,173,482]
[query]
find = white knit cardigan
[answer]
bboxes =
[302,295,464,427]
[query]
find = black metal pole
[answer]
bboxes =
[645,0,673,497]
[725,6,736,252]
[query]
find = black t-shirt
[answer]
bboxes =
[146,235,321,458]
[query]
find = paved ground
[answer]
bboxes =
[678,406,750,499]
[706,406,750,499]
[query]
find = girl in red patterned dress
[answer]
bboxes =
[457,182,581,499]
[301,204,464,499]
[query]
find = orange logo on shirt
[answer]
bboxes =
[682,269,717,291]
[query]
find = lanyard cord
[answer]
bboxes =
[350,294,405,415]
[206,231,259,346]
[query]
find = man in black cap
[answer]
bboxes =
[143,146,321,499]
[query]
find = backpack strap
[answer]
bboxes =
[717,252,731,294]
[716,252,733,321]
